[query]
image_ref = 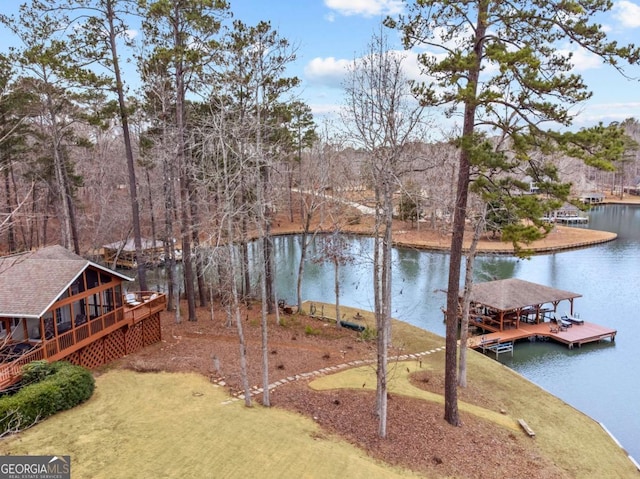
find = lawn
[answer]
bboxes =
[0,311,636,478]
[0,370,420,479]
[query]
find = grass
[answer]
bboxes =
[309,323,638,478]
[0,370,420,479]
[0,311,636,478]
[460,352,638,477]
[309,360,521,431]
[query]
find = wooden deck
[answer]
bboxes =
[467,320,616,351]
[0,292,166,389]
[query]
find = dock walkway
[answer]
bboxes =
[467,321,616,350]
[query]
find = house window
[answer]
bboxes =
[0,320,8,339]
[86,269,99,289]
[73,300,87,326]
[43,311,54,339]
[71,275,86,295]
[9,318,24,341]
[88,293,100,318]
[102,287,114,313]
[55,306,72,334]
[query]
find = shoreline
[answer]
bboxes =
[272,219,620,257]
[272,198,638,256]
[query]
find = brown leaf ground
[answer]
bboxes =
[117,304,566,478]
[116,199,640,477]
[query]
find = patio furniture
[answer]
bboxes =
[563,312,584,325]
[125,293,141,306]
[551,313,572,329]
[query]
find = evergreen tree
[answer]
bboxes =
[388,0,639,426]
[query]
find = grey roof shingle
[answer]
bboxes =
[0,245,132,318]
[468,278,581,311]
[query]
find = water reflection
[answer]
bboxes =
[124,205,640,461]
[271,205,640,462]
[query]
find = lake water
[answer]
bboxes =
[270,204,640,462]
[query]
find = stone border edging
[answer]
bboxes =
[217,346,446,405]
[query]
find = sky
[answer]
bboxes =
[1,0,639,133]
[229,0,640,131]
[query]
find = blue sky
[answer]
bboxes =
[230,0,640,130]
[2,0,639,132]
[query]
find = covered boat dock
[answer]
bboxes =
[464,278,616,350]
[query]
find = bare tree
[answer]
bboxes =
[341,29,427,438]
[457,202,485,388]
[142,0,230,321]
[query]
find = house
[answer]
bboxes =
[0,245,166,389]
[580,192,605,204]
[543,203,589,224]
[521,176,540,195]
[623,177,640,196]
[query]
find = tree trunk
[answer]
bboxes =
[371,177,393,439]
[458,214,484,387]
[260,241,270,407]
[188,181,207,307]
[174,59,196,321]
[263,232,274,314]
[63,168,81,255]
[162,136,175,312]
[223,157,252,407]
[146,168,157,251]
[50,116,72,251]
[444,2,487,426]
[240,193,251,299]
[296,229,308,312]
[334,258,341,327]
[288,164,294,222]
[105,0,147,292]
[3,167,15,252]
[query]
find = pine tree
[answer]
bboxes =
[388,0,639,426]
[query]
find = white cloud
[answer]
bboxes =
[324,0,404,17]
[613,1,640,28]
[304,56,351,87]
[324,12,336,22]
[309,102,343,117]
[557,44,603,72]
[573,101,640,125]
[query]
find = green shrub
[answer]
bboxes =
[359,326,378,342]
[0,361,94,434]
[304,325,321,336]
[22,360,57,383]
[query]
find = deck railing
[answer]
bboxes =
[0,292,165,389]
[124,292,167,324]
[0,347,45,389]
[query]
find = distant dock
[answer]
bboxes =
[468,321,616,351]
[554,216,589,224]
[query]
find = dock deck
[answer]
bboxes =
[467,320,616,350]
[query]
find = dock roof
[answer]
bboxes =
[102,238,164,252]
[468,278,582,311]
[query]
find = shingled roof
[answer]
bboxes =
[0,245,132,319]
[468,278,581,311]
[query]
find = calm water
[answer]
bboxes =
[270,204,640,461]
